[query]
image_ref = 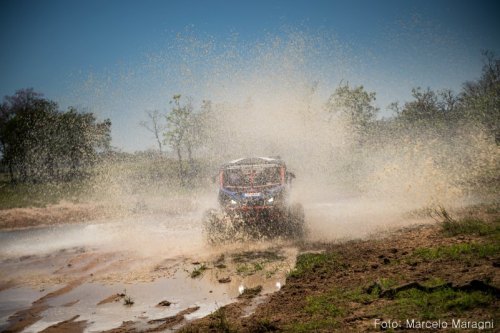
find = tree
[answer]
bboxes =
[460,50,500,142]
[0,89,111,183]
[140,110,165,154]
[325,83,379,133]
[164,95,207,186]
[165,95,191,185]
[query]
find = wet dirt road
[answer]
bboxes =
[0,197,422,332]
[0,211,298,332]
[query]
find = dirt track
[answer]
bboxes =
[183,211,499,332]
[0,206,298,332]
[0,204,498,332]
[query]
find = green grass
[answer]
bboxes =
[285,288,344,332]
[231,250,285,263]
[235,262,266,276]
[358,276,497,321]
[305,292,343,317]
[441,217,499,237]
[232,250,284,277]
[288,252,344,278]
[285,318,339,332]
[413,242,499,261]
[253,319,279,333]
[238,285,263,299]
[389,287,495,320]
[190,264,207,278]
[0,180,92,209]
[287,278,496,331]
[421,277,447,288]
[209,307,233,333]
[0,156,212,210]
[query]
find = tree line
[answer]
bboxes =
[141,52,498,187]
[328,51,499,143]
[3,52,495,187]
[0,89,111,183]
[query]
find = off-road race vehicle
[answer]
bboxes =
[203,157,306,244]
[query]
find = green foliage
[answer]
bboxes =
[392,287,494,319]
[286,288,343,332]
[0,89,111,183]
[394,87,458,125]
[413,242,499,260]
[305,292,343,317]
[190,264,207,278]
[209,307,233,333]
[286,318,339,332]
[0,179,91,209]
[231,250,285,263]
[164,95,209,186]
[288,252,342,278]
[460,50,500,142]
[236,262,265,276]
[430,207,498,237]
[441,217,498,237]
[238,285,262,299]
[253,318,278,333]
[326,83,379,132]
[391,51,499,144]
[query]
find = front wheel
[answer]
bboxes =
[285,203,306,240]
[202,209,241,245]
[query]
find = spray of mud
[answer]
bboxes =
[66,29,499,246]
[1,30,498,333]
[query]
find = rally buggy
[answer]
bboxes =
[203,157,306,244]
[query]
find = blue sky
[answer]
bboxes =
[1,0,499,151]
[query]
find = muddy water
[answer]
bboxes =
[0,212,297,332]
[0,196,426,332]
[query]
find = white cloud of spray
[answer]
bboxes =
[79,29,498,241]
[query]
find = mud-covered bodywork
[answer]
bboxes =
[217,157,291,213]
[204,157,305,243]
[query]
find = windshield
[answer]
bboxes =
[223,166,282,188]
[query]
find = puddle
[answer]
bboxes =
[0,285,61,332]
[0,214,298,332]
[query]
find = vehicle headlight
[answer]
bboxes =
[230,199,237,205]
[267,197,274,203]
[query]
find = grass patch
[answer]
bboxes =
[348,279,399,304]
[286,288,346,331]
[236,263,264,276]
[441,217,498,237]
[253,318,279,332]
[231,250,285,263]
[0,180,92,209]
[238,285,263,299]
[305,292,343,317]
[190,264,207,278]
[378,277,398,289]
[421,277,447,288]
[123,295,134,306]
[389,287,495,320]
[346,287,380,304]
[288,252,343,278]
[285,318,339,332]
[413,242,499,261]
[209,307,233,333]
[121,289,134,306]
[235,262,266,276]
[431,205,499,238]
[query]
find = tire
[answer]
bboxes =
[285,203,306,240]
[202,209,241,245]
